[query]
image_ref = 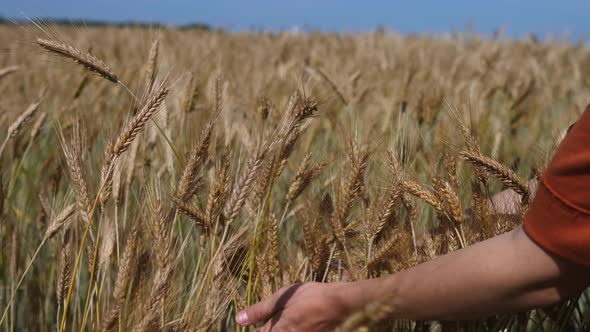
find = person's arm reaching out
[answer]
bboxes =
[237,106,590,331]
[236,226,589,331]
[353,226,588,321]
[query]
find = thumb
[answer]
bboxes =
[236,288,286,326]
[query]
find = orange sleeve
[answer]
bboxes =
[524,105,590,267]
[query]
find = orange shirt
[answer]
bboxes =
[524,105,590,267]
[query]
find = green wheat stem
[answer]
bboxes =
[59,176,108,332]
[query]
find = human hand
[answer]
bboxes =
[236,282,357,331]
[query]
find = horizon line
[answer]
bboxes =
[0,15,584,43]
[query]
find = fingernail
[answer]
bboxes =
[236,311,249,325]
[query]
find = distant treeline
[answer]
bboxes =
[0,16,212,30]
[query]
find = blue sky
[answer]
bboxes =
[2,1,589,40]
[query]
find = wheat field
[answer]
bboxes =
[0,23,589,331]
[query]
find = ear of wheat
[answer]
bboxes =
[285,153,325,206]
[0,101,41,156]
[44,204,76,240]
[111,84,169,157]
[402,179,445,218]
[460,150,531,204]
[224,147,267,225]
[176,120,214,202]
[144,39,159,92]
[58,123,92,226]
[56,230,72,307]
[7,101,40,139]
[101,227,140,331]
[36,38,119,83]
[330,143,369,246]
[99,84,169,206]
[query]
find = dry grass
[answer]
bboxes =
[0,23,589,331]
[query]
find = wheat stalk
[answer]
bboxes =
[72,74,90,99]
[29,112,47,142]
[0,166,4,217]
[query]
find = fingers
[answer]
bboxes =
[236,288,285,326]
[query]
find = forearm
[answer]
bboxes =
[345,226,588,321]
